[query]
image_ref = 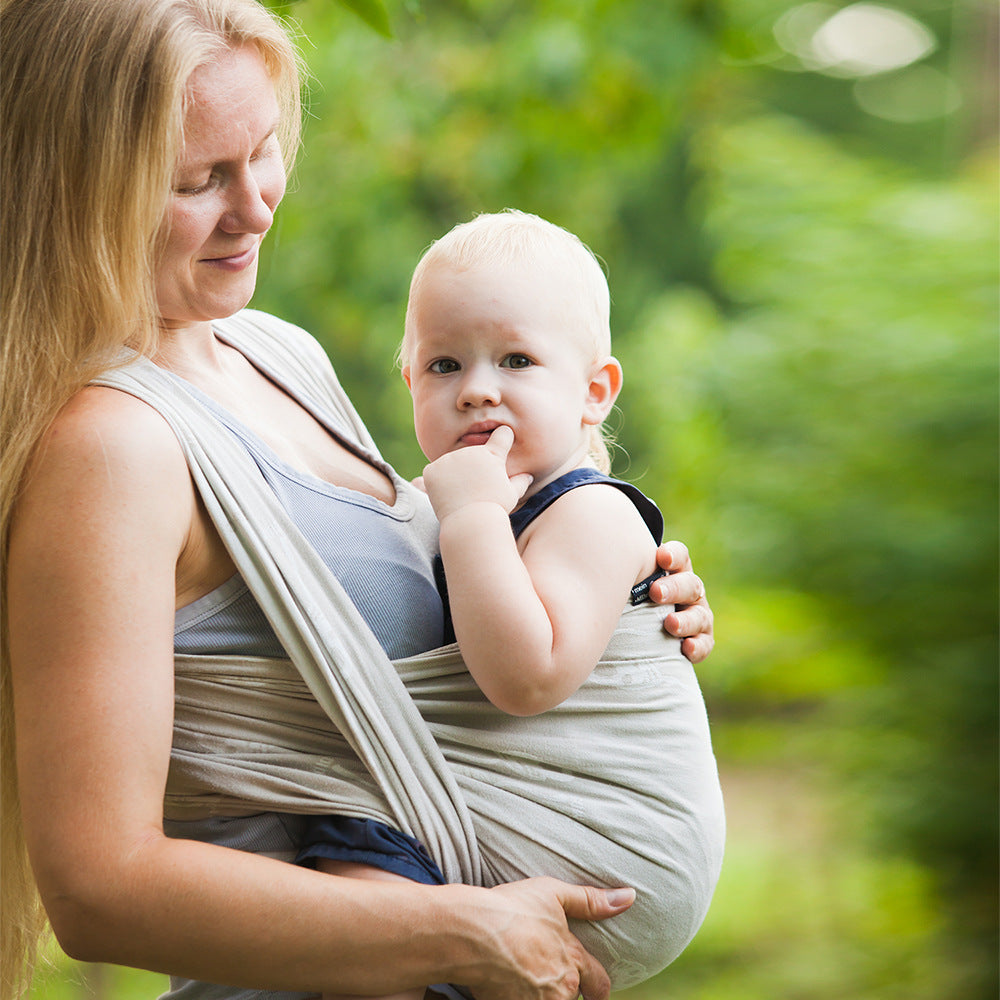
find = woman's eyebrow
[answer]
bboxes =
[181,122,281,172]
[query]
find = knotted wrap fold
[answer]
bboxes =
[95,310,724,988]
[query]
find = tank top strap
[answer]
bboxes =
[509,468,664,543]
[508,469,667,607]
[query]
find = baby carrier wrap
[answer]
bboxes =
[95,310,725,989]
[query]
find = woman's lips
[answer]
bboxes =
[203,243,259,270]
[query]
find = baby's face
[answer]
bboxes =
[402,259,606,490]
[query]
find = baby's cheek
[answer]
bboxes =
[412,417,443,461]
[504,449,532,478]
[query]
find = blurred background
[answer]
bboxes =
[30,0,997,997]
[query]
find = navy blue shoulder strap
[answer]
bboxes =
[509,468,664,544]
[435,468,667,638]
[509,469,666,607]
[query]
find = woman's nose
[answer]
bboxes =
[221,167,282,235]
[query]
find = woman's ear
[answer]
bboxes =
[582,356,623,426]
[401,366,412,390]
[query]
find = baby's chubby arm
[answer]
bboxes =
[423,427,656,716]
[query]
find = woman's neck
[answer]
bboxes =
[151,319,228,378]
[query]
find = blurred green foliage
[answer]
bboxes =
[31,0,997,997]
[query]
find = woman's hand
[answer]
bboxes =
[650,541,714,663]
[459,878,635,1000]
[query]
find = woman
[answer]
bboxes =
[0,2,716,998]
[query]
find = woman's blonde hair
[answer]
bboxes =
[0,1,301,994]
[402,209,617,472]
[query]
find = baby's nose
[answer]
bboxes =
[457,371,500,408]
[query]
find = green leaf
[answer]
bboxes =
[338,0,393,38]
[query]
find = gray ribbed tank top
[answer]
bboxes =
[172,376,444,661]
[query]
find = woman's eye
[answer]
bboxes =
[252,134,280,162]
[502,354,533,369]
[429,358,460,374]
[175,177,213,196]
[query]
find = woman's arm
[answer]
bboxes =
[7,389,628,999]
[424,429,655,716]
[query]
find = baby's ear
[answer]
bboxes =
[582,356,623,425]
[401,366,412,390]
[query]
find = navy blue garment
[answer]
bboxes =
[436,468,667,641]
[509,467,664,544]
[297,816,447,885]
[510,468,667,602]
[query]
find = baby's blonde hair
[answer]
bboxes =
[403,210,615,472]
[0,2,301,995]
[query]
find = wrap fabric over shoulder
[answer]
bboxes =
[94,310,725,989]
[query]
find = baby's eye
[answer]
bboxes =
[429,358,460,374]
[501,354,534,370]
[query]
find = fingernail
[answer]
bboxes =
[606,887,636,908]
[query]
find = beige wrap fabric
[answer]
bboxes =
[96,310,725,989]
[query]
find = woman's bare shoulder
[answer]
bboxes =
[42,384,186,475]
[18,384,194,538]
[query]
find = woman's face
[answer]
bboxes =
[155,45,285,332]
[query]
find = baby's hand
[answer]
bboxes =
[423,425,533,522]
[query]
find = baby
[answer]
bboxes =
[306,210,724,999]
[403,210,664,717]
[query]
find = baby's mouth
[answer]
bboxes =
[459,421,502,446]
